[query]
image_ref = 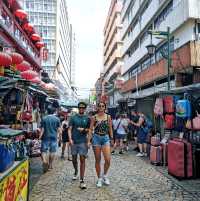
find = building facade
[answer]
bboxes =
[121,0,200,98]
[23,0,76,95]
[102,0,123,107]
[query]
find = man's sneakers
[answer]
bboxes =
[72,173,78,180]
[79,180,87,189]
[136,152,144,157]
[96,176,110,188]
[96,178,103,188]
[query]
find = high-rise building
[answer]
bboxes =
[121,0,200,98]
[102,0,123,107]
[22,0,76,92]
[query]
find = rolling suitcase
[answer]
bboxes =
[150,145,162,165]
[168,139,193,179]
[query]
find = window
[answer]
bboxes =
[154,0,173,29]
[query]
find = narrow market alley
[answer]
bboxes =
[30,148,200,201]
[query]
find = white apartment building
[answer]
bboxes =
[121,0,200,98]
[23,0,76,93]
[102,0,123,107]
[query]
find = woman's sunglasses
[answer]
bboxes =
[98,104,105,108]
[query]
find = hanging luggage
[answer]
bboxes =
[192,114,200,130]
[168,138,193,179]
[164,114,175,129]
[163,96,174,113]
[150,145,162,165]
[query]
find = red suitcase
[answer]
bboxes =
[150,145,162,165]
[168,139,193,179]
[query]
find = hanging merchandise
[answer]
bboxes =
[35,42,45,49]
[176,99,191,118]
[31,34,41,41]
[19,93,33,122]
[192,114,200,130]
[23,23,34,33]
[154,98,163,116]
[163,96,174,113]
[30,77,41,84]
[164,114,175,129]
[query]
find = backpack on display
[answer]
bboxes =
[163,96,174,113]
[164,114,175,129]
[176,100,191,118]
[154,98,163,116]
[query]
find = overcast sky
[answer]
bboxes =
[67,0,111,98]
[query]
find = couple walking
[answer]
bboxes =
[40,101,113,190]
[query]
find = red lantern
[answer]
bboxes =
[30,77,41,84]
[16,61,31,72]
[35,42,45,48]
[14,9,28,20]
[23,23,34,32]
[10,53,23,65]
[0,52,12,76]
[31,34,41,41]
[21,70,38,80]
[0,52,12,66]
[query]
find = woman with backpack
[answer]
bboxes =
[131,112,148,157]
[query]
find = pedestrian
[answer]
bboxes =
[68,102,90,189]
[60,115,71,160]
[89,102,113,188]
[112,114,120,143]
[39,106,61,173]
[130,110,140,151]
[111,114,129,154]
[131,112,148,157]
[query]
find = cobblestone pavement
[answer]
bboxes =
[30,149,200,201]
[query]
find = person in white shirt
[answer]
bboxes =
[111,114,129,154]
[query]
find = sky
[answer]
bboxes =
[67,0,111,99]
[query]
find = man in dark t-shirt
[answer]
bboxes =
[68,102,90,189]
[39,106,61,173]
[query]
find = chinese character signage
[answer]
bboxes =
[0,159,29,201]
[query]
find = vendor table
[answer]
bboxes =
[0,129,29,201]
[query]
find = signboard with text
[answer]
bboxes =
[0,159,29,201]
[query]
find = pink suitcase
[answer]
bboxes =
[168,139,193,179]
[150,145,162,165]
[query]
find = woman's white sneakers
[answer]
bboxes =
[96,177,110,188]
[96,178,103,187]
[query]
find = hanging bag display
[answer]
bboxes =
[163,96,174,113]
[164,114,175,129]
[154,98,163,116]
[19,93,33,122]
[192,114,200,130]
[176,93,192,119]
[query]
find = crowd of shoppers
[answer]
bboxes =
[38,101,152,190]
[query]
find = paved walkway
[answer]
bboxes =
[30,149,200,201]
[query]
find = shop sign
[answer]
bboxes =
[0,159,29,201]
[42,48,48,61]
[114,79,124,89]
